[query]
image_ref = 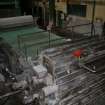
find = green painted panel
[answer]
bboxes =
[26,38,65,58]
[0,26,65,58]
[0,27,42,48]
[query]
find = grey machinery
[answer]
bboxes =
[0,36,105,105]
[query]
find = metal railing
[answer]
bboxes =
[53,22,96,36]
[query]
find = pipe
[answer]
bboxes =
[91,0,96,36]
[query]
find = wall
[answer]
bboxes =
[67,1,105,21]
[55,2,67,13]
[86,4,105,21]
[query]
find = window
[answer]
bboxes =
[67,4,87,17]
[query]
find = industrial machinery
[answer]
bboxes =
[0,35,105,105]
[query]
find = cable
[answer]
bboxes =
[0,90,22,100]
[1,97,9,105]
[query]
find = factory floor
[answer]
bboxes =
[0,26,105,105]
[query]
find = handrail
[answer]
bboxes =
[52,23,92,30]
[65,23,92,29]
[52,22,95,36]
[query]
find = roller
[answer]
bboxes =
[0,15,34,29]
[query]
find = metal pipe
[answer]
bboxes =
[49,31,51,48]
[0,90,22,100]
[91,0,96,36]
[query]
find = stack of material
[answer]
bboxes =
[40,36,105,105]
